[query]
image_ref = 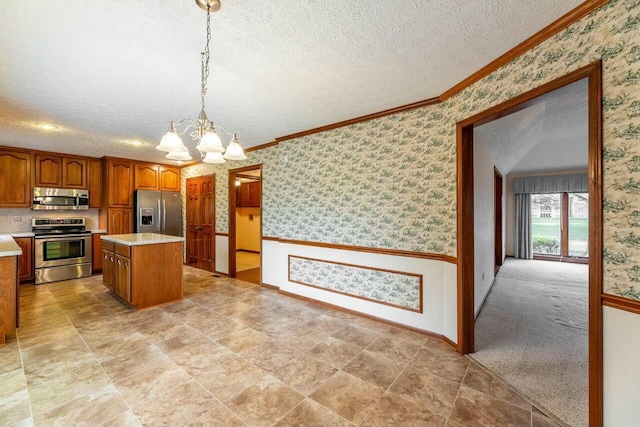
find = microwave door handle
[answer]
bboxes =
[75,195,80,209]
[163,199,167,232]
[157,199,161,232]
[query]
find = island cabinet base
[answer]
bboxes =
[103,240,183,309]
[0,256,18,345]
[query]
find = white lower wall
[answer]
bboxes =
[604,306,640,427]
[215,235,229,274]
[262,239,457,342]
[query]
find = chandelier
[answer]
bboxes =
[156,0,246,164]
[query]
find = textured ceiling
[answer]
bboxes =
[474,78,588,175]
[0,0,584,164]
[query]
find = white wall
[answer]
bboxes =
[262,239,458,342]
[473,137,498,315]
[604,306,640,427]
[215,235,229,274]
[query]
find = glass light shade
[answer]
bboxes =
[223,135,247,160]
[196,129,224,153]
[202,151,226,164]
[157,129,187,152]
[166,150,193,161]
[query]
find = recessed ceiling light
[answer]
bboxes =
[116,139,147,147]
[38,123,59,131]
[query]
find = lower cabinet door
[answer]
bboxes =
[102,250,115,291]
[114,254,131,302]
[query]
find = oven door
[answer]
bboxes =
[34,234,92,268]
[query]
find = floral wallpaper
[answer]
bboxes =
[288,256,422,312]
[184,0,640,301]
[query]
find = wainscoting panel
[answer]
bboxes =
[288,255,423,312]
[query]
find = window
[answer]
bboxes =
[531,192,588,258]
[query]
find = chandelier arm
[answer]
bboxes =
[172,118,199,136]
[211,123,234,136]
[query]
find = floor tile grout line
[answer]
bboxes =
[354,338,426,426]
[444,358,471,425]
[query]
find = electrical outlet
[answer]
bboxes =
[482,271,485,281]
[13,215,21,222]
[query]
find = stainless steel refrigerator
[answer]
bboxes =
[134,190,182,236]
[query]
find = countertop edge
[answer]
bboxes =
[101,233,185,247]
[0,235,23,257]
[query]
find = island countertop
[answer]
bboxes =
[0,234,22,257]
[101,233,185,246]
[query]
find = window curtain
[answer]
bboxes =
[514,193,532,259]
[513,173,587,194]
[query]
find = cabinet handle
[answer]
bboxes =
[117,259,121,265]
[110,256,114,262]
[104,254,108,259]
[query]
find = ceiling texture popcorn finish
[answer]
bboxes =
[0,0,583,163]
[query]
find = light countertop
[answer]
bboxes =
[10,232,35,238]
[0,234,23,257]
[101,233,185,246]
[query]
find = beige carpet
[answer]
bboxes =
[471,258,588,427]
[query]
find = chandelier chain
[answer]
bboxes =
[201,6,212,113]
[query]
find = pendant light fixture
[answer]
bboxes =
[156,0,246,163]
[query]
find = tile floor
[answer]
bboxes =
[1,266,562,427]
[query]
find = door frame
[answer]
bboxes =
[228,164,263,279]
[494,167,503,273]
[456,61,603,426]
[185,174,216,271]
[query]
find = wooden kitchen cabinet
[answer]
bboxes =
[102,241,115,292]
[88,158,102,208]
[62,157,87,189]
[0,149,31,207]
[14,237,33,282]
[92,233,104,273]
[34,154,63,187]
[114,253,131,302]
[0,255,18,345]
[107,208,132,235]
[101,237,182,309]
[236,181,260,207]
[104,158,134,207]
[34,154,89,189]
[134,163,159,190]
[159,166,180,191]
[134,163,180,191]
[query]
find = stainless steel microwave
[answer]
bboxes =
[32,187,89,210]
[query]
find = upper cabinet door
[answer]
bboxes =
[0,150,31,207]
[34,154,62,187]
[135,164,159,190]
[159,166,180,192]
[107,159,133,207]
[62,157,87,189]
[88,159,102,208]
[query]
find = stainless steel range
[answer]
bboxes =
[32,218,92,284]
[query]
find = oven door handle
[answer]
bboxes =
[35,233,91,240]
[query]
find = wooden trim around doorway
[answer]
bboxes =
[456,60,603,426]
[228,164,263,280]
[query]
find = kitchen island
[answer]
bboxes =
[0,235,22,344]
[101,233,184,309]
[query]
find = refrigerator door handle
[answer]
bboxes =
[157,199,161,231]
[163,199,167,232]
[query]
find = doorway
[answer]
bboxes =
[228,165,262,285]
[456,61,603,425]
[186,175,215,271]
